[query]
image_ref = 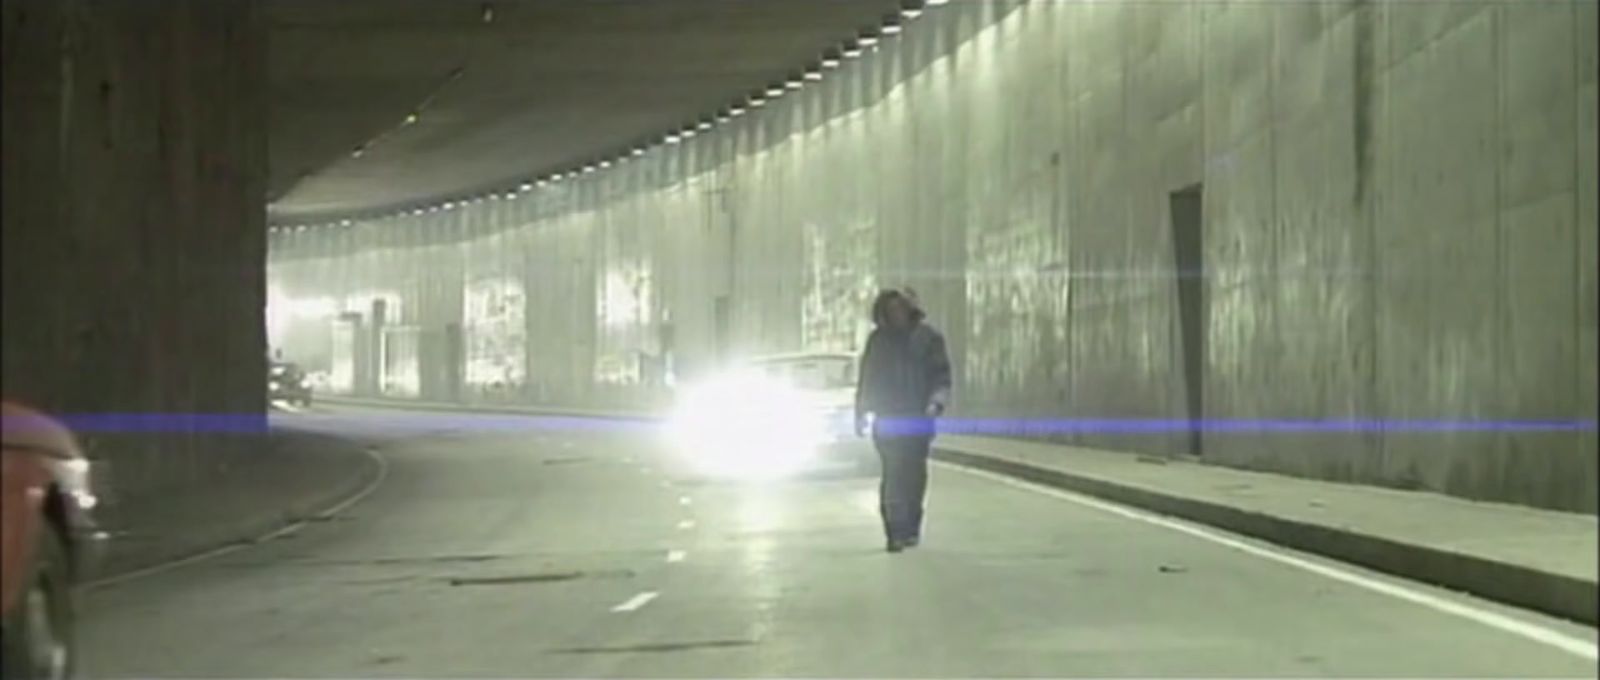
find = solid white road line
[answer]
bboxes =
[942,462,1600,661]
[90,445,391,588]
[667,550,687,563]
[611,591,660,613]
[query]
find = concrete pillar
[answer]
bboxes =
[2,0,267,496]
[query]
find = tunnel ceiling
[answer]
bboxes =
[266,0,905,221]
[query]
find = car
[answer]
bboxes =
[667,352,876,479]
[268,361,313,407]
[2,401,105,679]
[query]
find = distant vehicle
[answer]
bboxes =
[2,401,105,680]
[667,352,876,479]
[268,361,313,407]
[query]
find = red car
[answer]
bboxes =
[1,402,104,679]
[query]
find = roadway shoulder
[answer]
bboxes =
[90,427,381,583]
[932,435,1599,625]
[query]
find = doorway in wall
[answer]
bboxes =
[713,295,731,366]
[1169,184,1205,457]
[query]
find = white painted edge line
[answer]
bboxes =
[611,591,660,613]
[88,445,391,589]
[941,462,1599,661]
[667,549,687,563]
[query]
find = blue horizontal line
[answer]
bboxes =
[4,413,1592,436]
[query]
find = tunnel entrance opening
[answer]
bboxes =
[1170,184,1206,458]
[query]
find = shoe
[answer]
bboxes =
[886,540,905,553]
[903,536,920,548]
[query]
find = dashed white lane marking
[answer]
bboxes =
[667,550,687,563]
[679,496,692,506]
[943,463,1600,661]
[677,520,695,530]
[610,591,660,613]
[90,445,391,589]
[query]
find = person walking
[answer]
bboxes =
[855,288,952,553]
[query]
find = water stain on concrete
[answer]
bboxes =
[552,639,757,655]
[447,569,634,586]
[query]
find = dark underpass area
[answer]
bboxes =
[2,1,1596,678]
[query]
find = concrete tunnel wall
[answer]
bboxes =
[269,0,1599,512]
[3,1,269,499]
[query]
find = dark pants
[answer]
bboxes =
[874,431,932,543]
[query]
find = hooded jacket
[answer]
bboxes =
[855,290,952,422]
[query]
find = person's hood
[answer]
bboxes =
[870,288,926,328]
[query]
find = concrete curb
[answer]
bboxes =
[310,394,1597,625]
[89,430,382,584]
[933,446,1598,626]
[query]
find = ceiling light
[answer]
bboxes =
[697,121,712,130]
[682,129,697,139]
[882,23,902,35]
[786,78,803,90]
[351,147,366,159]
[902,8,923,19]
[860,34,880,47]
[822,57,842,69]
[843,45,864,58]
[805,70,822,81]
[599,160,612,168]
[295,226,307,232]
[444,201,456,209]
[632,147,645,156]
[927,0,948,5]
[730,106,747,116]
[404,113,419,125]
[750,97,767,107]
[552,172,565,180]
[766,85,785,97]
[519,182,533,191]
[537,178,549,187]
[666,134,681,144]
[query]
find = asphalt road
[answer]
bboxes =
[80,407,1598,677]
